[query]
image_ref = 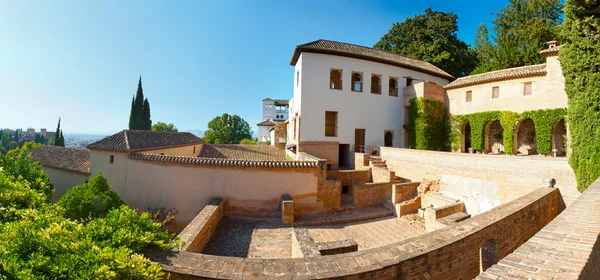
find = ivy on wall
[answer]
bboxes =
[451,108,567,155]
[404,98,449,151]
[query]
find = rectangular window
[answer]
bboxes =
[109,155,114,164]
[466,91,472,102]
[193,146,196,154]
[492,86,499,99]
[524,82,532,96]
[325,111,337,137]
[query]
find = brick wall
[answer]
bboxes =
[380,147,580,206]
[153,186,559,279]
[176,198,223,253]
[327,169,372,187]
[281,195,294,225]
[424,201,465,222]
[353,182,391,208]
[371,166,394,182]
[298,141,339,170]
[354,152,369,169]
[478,177,600,280]
[392,182,420,204]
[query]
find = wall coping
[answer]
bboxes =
[151,187,557,279]
[477,178,600,279]
[129,153,319,168]
[380,146,569,162]
[176,198,223,252]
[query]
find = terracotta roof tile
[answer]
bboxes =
[539,45,561,58]
[199,144,286,161]
[256,120,280,126]
[129,152,315,168]
[87,130,204,152]
[30,145,90,174]
[444,64,547,90]
[290,39,454,80]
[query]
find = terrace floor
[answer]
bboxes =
[202,215,426,259]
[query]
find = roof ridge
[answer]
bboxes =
[123,130,131,151]
[130,153,316,168]
[453,64,547,81]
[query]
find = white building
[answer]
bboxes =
[286,40,453,169]
[257,98,289,143]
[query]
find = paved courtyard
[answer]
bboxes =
[202,216,426,258]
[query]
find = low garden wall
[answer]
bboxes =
[380,147,579,206]
[176,198,223,253]
[151,186,559,279]
[478,177,600,280]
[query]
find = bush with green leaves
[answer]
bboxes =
[0,144,176,279]
[58,174,125,220]
[404,98,449,151]
[239,138,257,145]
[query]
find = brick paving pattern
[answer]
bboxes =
[306,216,426,250]
[202,217,292,258]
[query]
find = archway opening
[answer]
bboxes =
[515,118,537,155]
[552,119,567,157]
[384,131,393,147]
[461,121,472,153]
[484,120,504,154]
[480,239,498,272]
[330,69,342,90]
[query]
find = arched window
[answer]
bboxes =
[352,72,363,92]
[552,119,566,157]
[371,75,381,94]
[515,118,537,155]
[330,69,342,90]
[484,120,504,154]
[389,78,398,96]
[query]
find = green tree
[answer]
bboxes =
[374,8,478,77]
[53,118,65,147]
[239,138,257,145]
[560,0,600,192]
[152,122,178,132]
[491,0,562,70]
[471,24,495,74]
[129,77,152,130]
[204,113,253,144]
[58,174,126,220]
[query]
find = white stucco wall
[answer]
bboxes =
[294,52,450,148]
[447,57,567,115]
[258,126,271,143]
[90,150,129,196]
[43,167,89,201]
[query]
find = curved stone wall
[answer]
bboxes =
[151,187,559,279]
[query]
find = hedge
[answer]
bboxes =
[404,98,449,151]
[561,0,600,192]
[452,108,567,155]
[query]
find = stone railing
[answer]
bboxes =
[175,198,224,253]
[151,187,559,279]
[477,177,600,280]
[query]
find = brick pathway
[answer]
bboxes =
[202,217,292,258]
[305,217,426,250]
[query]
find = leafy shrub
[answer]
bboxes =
[239,138,257,145]
[265,140,272,145]
[1,146,53,202]
[404,98,449,151]
[58,174,125,220]
[0,171,49,223]
[147,207,179,227]
[561,0,600,191]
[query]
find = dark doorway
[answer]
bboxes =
[342,185,350,194]
[552,119,566,157]
[462,121,472,153]
[355,129,365,153]
[384,131,393,147]
[515,118,537,155]
[480,239,498,272]
[341,185,353,207]
[338,144,350,169]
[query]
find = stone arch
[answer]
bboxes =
[514,118,538,155]
[384,131,393,147]
[552,119,567,157]
[461,121,472,153]
[484,120,504,154]
[480,239,498,272]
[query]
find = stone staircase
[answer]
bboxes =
[369,156,409,184]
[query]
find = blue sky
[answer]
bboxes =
[0,0,507,134]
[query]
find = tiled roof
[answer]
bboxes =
[273,99,289,106]
[30,145,90,174]
[444,64,547,90]
[87,130,204,152]
[129,153,316,168]
[257,120,279,126]
[199,144,286,161]
[290,39,454,80]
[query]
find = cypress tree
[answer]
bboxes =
[143,98,152,130]
[134,77,145,129]
[128,96,136,130]
[59,130,65,147]
[54,118,61,146]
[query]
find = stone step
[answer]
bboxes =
[294,206,394,226]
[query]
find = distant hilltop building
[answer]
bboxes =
[257,98,289,144]
[7,127,54,144]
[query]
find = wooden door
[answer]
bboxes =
[355,129,365,152]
